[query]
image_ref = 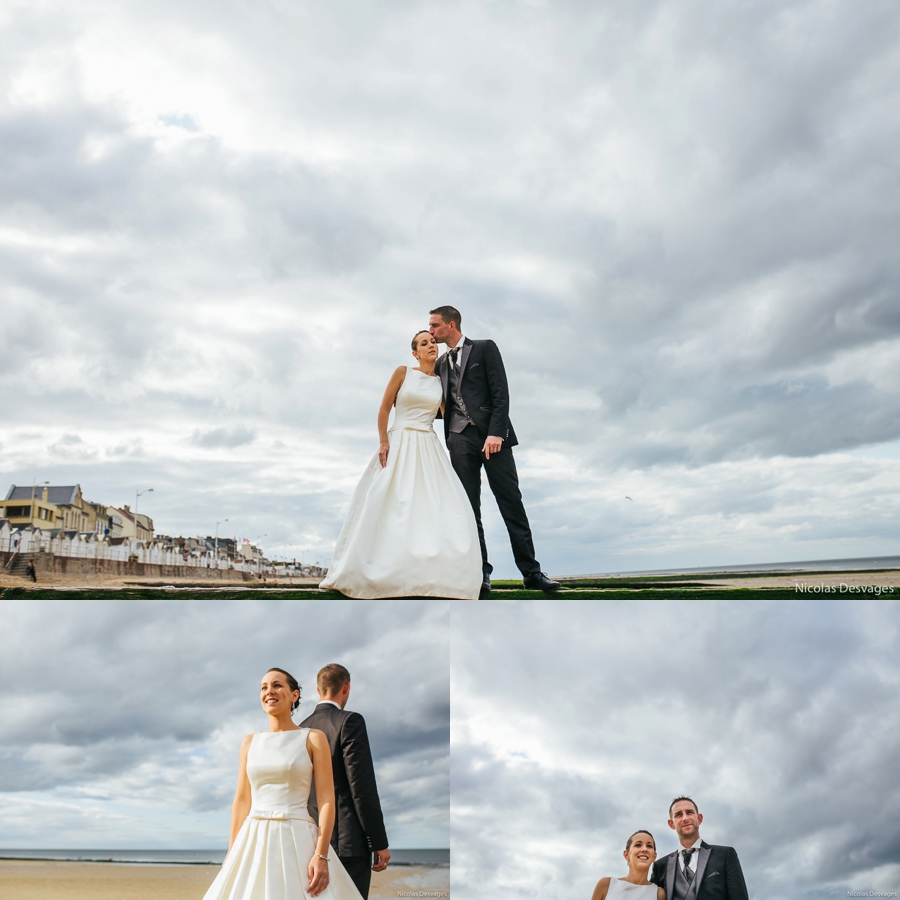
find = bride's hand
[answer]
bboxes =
[378,441,390,467]
[307,855,329,897]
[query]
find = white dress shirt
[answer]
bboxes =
[678,838,702,872]
[316,700,341,709]
[446,334,466,367]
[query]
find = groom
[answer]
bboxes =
[300,664,389,900]
[652,797,749,900]
[429,305,559,594]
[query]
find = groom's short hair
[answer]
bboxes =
[430,305,462,329]
[317,663,351,695]
[669,796,699,818]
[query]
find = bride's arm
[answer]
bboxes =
[590,877,611,900]
[377,366,407,467]
[227,734,254,853]
[307,729,336,897]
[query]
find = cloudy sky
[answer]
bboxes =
[0,598,449,849]
[450,599,900,900]
[1,1,899,576]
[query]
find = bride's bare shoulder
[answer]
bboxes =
[590,876,611,900]
[387,365,407,385]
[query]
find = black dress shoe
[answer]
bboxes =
[480,576,491,596]
[523,571,560,593]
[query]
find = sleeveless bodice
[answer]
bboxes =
[203,728,368,899]
[391,368,441,431]
[246,728,314,821]
[605,879,658,898]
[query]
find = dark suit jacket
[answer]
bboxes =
[435,337,519,447]
[299,703,388,858]
[652,842,749,900]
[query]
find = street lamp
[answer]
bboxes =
[135,488,154,540]
[215,518,229,569]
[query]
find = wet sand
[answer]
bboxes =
[0,859,448,899]
[701,570,900,590]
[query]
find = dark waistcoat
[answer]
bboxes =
[446,359,475,433]
[673,857,693,900]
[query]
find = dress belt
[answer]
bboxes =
[249,808,315,823]
[389,425,434,433]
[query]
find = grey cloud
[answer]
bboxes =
[0,0,899,573]
[47,433,98,459]
[106,438,145,457]
[189,426,257,448]
[0,600,449,846]
[450,601,900,899]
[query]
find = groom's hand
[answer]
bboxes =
[372,848,390,871]
[483,436,503,459]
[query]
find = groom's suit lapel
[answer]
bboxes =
[666,854,677,900]
[438,352,450,399]
[688,843,712,900]
[457,337,474,383]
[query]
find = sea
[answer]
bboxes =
[585,555,900,578]
[0,848,448,867]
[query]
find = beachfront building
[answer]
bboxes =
[115,505,154,541]
[87,501,115,536]
[1,485,61,528]
[53,486,97,532]
[239,539,265,563]
[1,484,103,532]
[105,507,125,538]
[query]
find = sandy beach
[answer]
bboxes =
[0,573,322,590]
[0,859,449,899]
[3,567,897,594]
[698,570,900,590]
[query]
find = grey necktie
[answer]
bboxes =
[682,849,695,884]
[449,346,460,369]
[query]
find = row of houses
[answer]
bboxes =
[0,520,276,572]
[1,484,153,540]
[0,483,289,574]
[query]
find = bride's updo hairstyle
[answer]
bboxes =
[625,830,655,852]
[266,667,302,712]
[411,330,431,351]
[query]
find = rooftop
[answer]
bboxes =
[5,484,80,505]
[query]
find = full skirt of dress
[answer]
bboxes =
[320,426,482,599]
[204,815,362,900]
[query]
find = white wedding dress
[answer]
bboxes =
[604,879,658,898]
[203,729,362,900]
[320,367,482,599]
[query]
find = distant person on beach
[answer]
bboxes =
[591,830,665,900]
[26,559,37,582]
[429,306,559,595]
[320,330,482,598]
[202,668,364,900]
[300,664,389,900]
[651,797,749,900]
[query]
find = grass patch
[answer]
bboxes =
[1,586,803,600]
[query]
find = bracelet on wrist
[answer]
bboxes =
[315,854,329,863]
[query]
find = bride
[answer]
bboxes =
[203,668,362,900]
[320,330,482,599]
[591,831,666,900]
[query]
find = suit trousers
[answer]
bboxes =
[447,425,539,576]
[340,854,372,900]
